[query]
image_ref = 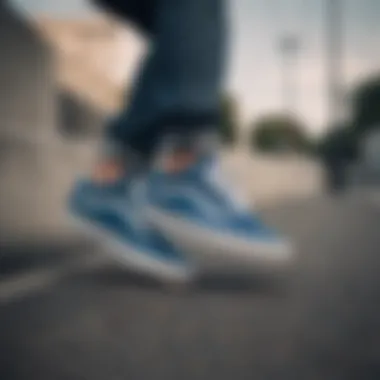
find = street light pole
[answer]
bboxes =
[326,0,344,126]
[278,34,301,115]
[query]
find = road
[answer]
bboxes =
[1,194,380,380]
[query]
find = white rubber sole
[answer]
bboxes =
[148,208,295,274]
[69,215,194,284]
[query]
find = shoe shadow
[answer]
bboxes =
[196,272,291,296]
[69,264,291,296]
[0,239,94,279]
[69,265,162,290]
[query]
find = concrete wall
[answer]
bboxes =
[0,138,97,241]
[0,3,56,241]
[57,90,105,138]
[0,2,55,136]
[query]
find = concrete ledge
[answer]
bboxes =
[222,150,325,206]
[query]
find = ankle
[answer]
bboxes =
[154,132,219,173]
[92,140,145,183]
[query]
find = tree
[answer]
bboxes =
[352,75,380,134]
[316,124,359,192]
[219,94,238,145]
[317,124,358,165]
[250,114,311,154]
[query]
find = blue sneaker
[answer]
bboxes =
[147,139,293,272]
[68,162,192,282]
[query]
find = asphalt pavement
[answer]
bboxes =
[1,193,380,380]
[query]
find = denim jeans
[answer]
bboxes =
[100,0,227,155]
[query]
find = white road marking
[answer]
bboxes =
[0,254,106,304]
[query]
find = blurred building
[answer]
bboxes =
[33,16,126,115]
[0,6,130,240]
[0,1,54,139]
[33,16,134,138]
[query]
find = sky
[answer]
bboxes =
[9,0,380,136]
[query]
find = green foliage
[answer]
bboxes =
[317,124,359,164]
[317,75,380,166]
[219,94,238,145]
[251,114,311,154]
[352,75,380,133]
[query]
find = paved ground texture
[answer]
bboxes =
[1,194,380,380]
